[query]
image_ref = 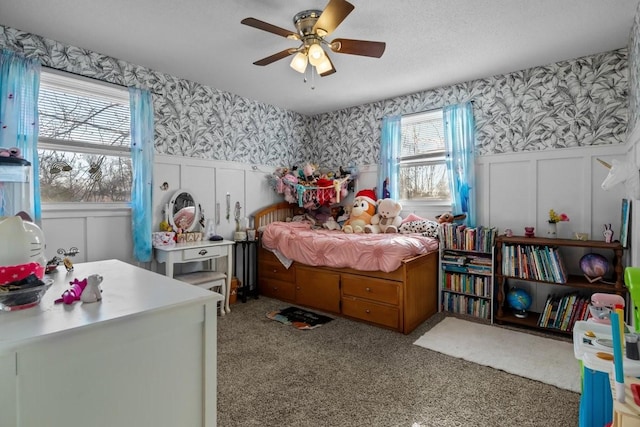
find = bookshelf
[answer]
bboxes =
[495,235,625,334]
[439,223,497,322]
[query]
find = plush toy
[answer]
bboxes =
[399,213,440,237]
[435,212,467,224]
[343,189,377,233]
[365,198,403,233]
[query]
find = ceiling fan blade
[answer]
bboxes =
[319,55,336,77]
[253,49,296,66]
[313,0,355,36]
[330,38,386,58]
[241,17,299,40]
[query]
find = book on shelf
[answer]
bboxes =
[441,223,498,252]
[536,293,589,331]
[501,244,567,283]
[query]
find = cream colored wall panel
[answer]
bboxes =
[153,162,181,230]
[182,165,216,228]
[41,217,87,263]
[487,160,533,234]
[537,157,583,238]
[86,215,133,263]
[215,167,245,241]
[246,168,279,227]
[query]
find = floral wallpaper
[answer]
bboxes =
[310,49,628,167]
[628,2,640,134]
[0,24,630,171]
[0,25,309,167]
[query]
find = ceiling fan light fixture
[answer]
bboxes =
[308,43,325,66]
[316,56,333,75]
[290,52,308,73]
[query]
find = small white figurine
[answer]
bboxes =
[603,224,614,243]
[81,273,103,303]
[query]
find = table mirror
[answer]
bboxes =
[168,189,200,232]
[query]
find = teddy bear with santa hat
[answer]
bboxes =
[342,189,377,233]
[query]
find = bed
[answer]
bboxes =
[253,202,440,334]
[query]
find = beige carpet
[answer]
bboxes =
[413,316,581,393]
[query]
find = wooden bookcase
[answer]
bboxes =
[494,235,625,334]
[439,223,497,322]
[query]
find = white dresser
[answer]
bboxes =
[0,260,222,427]
[154,239,235,315]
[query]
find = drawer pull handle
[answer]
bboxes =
[272,269,277,273]
[296,286,301,290]
[365,287,371,292]
[273,287,278,291]
[199,249,208,255]
[365,309,371,314]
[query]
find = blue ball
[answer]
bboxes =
[506,288,532,311]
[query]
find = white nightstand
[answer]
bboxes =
[154,239,235,315]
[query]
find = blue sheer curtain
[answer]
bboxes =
[443,102,476,227]
[129,87,154,263]
[0,49,41,222]
[377,115,401,200]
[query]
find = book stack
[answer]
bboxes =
[442,293,491,319]
[440,223,498,252]
[537,293,590,332]
[501,244,567,283]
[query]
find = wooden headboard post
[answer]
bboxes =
[253,202,296,230]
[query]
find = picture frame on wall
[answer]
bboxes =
[620,198,631,248]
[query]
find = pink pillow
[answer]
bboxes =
[401,213,425,224]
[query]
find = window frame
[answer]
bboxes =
[37,69,132,209]
[398,108,451,209]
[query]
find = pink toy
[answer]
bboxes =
[54,278,88,304]
[589,292,625,324]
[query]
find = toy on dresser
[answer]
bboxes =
[55,273,104,305]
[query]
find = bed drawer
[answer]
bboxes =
[341,274,399,305]
[258,278,295,301]
[259,259,295,282]
[341,297,400,330]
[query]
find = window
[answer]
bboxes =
[399,109,449,202]
[38,70,131,204]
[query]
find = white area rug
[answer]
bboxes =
[414,317,581,393]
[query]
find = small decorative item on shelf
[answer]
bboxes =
[580,253,610,283]
[506,287,532,318]
[548,209,569,239]
[504,228,513,237]
[603,224,614,243]
[524,227,535,238]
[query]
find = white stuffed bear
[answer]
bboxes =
[365,198,403,234]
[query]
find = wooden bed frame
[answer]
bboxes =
[253,202,439,334]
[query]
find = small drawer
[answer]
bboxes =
[183,246,222,261]
[259,260,295,282]
[341,274,399,305]
[258,278,295,301]
[341,297,400,330]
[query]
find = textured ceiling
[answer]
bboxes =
[1,0,638,116]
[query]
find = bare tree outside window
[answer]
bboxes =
[38,70,131,204]
[399,110,449,202]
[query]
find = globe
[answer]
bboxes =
[506,287,532,318]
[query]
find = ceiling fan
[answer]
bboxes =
[241,0,386,77]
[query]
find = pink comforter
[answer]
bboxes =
[261,221,439,273]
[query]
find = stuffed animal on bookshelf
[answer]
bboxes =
[365,198,403,233]
[435,212,467,224]
[343,189,377,233]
